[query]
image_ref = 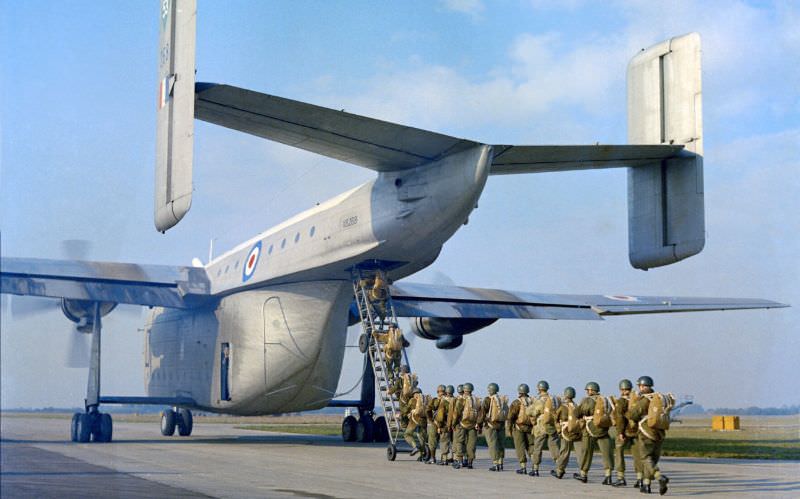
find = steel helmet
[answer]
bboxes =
[619,379,633,390]
[585,381,600,392]
[637,376,654,387]
[413,387,422,395]
[437,384,446,393]
[463,382,474,393]
[446,385,455,395]
[457,384,464,394]
[537,380,549,391]
[518,383,530,395]
[487,383,499,394]
[563,386,576,399]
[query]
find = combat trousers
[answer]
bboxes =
[637,436,663,481]
[512,427,534,466]
[556,436,577,473]
[614,435,642,479]
[484,426,505,465]
[578,433,613,477]
[453,427,466,460]
[427,423,439,460]
[532,430,560,470]
[385,352,401,376]
[404,419,427,451]
[439,430,452,461]
[463,426,478,461]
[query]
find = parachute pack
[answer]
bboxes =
[435,396,448,424]
[461,395,481,427]
[516,396,532,426]
[386,327,403,352]
[489,394,509,424]
[561,401,582,441]
[592,395,613,428]
[401,373,417,399]
[411,393,429,421]
[646,392,674,430]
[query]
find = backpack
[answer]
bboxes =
[646,392,674,430]
[489,394,509,424]
[412,393,429,419]
[542,394,560,424]
[561,401,581,440]
[401,373,417,399]
[516,396,532,426]
[435,396,448,424]
[386,327,403,352]
[593,395,613,428]
[461,395,480,426]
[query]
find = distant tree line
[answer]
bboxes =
[706,405,800,416]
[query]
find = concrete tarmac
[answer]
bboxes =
[1,416,798,498]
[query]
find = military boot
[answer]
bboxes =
[573,473,588,483]
[462,458,468,468]
[640,481,651,494]
[602,476,613,485]
[466,460,474,469]
[489,464,500,472]
[613,478,628,487]
[452,460,461,469]
[633,479,642,488]
[516,467,527,475]
[550,470,564,479]
[528,469,539,477]
[658,476,669,496]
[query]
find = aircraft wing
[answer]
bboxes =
[389,282,787,320]
[194,83,685,174]
[0,257,210,309]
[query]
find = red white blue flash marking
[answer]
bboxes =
[242,241,262,282]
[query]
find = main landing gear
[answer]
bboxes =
[341,411,390,443]
[160,407,194,436]
[70,302,114,443]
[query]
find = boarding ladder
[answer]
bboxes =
[352,269,409,453]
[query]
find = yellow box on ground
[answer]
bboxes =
[712,415,725,430]
[724,415,740,430]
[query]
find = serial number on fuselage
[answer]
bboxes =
[341,215,359,229]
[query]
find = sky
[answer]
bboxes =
[1,0,798,410]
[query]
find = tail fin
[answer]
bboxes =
[154,0,197,233]
[627,33,704,270]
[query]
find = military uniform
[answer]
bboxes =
[403,390,428,459]
[574,383,614,484]
[628,376,670,495]
[371,327,407,376]
[527,384,561,476]
[481,384,506,471]
[553,389,581,478]
[612,380,642,487]
[452,383,481,469]
[425,386,446,464]
[506,389,534,473]
[450,386,466,468]
[436,387,454,465]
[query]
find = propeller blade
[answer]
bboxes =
[65,327,90,368]
[10,296,58,320]
[61,239,92,261]
[439,344,465,367]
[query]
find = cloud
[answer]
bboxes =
[440,0,484,17]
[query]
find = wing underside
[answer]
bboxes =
[1,257,210,309]
[389,282,787,320]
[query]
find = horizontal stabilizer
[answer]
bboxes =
[390,282,787,320]
[490,144,686,174]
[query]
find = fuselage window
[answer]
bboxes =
[281,238,286,249]
[224,265,229,274]
[309,226,316,237]
[268,244,273,255]
[294,232,300,243]
[234,260,239,269]
[217,269,221,277]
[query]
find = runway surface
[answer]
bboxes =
[2,416,798,498]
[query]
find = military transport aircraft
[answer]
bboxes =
[0,0,786,449]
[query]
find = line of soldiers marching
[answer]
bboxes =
[387,369,674,495]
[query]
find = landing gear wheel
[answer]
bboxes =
[356,417,374,443]
[70,413,81,442]
[177,409,193,436]
[358,333,369,353]
[341,415,357,442]
[387,443,397,461]
[373,416,389,443]
[161,409,177,436]
[75,413,92,443]
[96,413,113,442]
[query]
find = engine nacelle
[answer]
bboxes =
[61,298,116,330]
[410,317,497,349]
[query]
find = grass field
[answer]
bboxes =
[5,413,797,460]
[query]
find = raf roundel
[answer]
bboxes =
[242,241,262,282]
